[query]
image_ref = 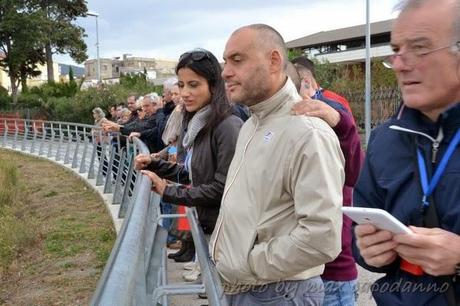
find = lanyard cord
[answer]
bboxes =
[417,129,460,208]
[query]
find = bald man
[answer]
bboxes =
[209,24,345,305]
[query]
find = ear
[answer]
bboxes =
[269,49,283,73]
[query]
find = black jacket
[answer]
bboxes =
[146,114,243,233]
[119,113,157,135]
[139,101,176,153]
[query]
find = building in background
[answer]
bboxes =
[0,51,84,93]
[84,53,177,86]
[286,19,393,64]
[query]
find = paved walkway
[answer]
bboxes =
[166,247,382,306]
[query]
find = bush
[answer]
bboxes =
[0,93,13,108]
[1,73,165,123]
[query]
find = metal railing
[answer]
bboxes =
[0,117,227,306]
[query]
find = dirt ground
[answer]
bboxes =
[0,150,116,306]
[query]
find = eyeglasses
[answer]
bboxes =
[179,48,211,62]
[384,41,460,68]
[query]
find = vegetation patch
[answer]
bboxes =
[0,150,116,305]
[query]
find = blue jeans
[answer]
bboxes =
[159,201,176,243]
[226,277,324,306]
[322,279,358,306]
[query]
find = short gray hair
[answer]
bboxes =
[395,0,460,42]
[145,92,161,103]
[119,108,131,117]
[92,107,105,119]
[163,77,178,92]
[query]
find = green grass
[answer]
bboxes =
[0,150,116,304]
[44,190,58,197]
[0,159,38,270]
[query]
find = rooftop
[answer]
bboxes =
[286,19,393,49]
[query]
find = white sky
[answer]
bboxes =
[55,0,400,66]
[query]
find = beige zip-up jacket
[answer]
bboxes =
[209,78,345,294]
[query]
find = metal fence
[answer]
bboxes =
[343,87,402,128]
[0,117,227,306]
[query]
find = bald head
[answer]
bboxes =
[222,24,289,106]
[234,24,288,71]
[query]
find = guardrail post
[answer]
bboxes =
[30,121,37,153]
[21,119,28,151]
[55,123,63,161]
[38,122,46,155]
[112,150,126,205]
[71,127,80,169]
[79,128,89,174]
[2,119,8,147]
[87,136,98,180]
[118,157,135,218]
[64,125,72,164]
[95,141,108,186]
[47,123,55,158]
[103,149,116,193]
[12,120,18,149]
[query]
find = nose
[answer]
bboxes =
[391,54,411,73]
[221,63,233,81]
[180,86,190,99]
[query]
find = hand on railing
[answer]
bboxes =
[102,120,121,132]
[128,132,141,142]
[140,170,166,196]
[134,153,153,170]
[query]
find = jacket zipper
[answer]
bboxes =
[389,125,444,164]
[210,118,260,260]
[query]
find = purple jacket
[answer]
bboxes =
[322,108,363,281]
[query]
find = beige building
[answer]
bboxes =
[85,58,114,80]
[84,54,177,82]
[0,52,60,93]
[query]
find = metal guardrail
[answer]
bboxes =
[0,117,227,306]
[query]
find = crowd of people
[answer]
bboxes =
[91,0,460,305]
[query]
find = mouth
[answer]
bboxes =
[402,81,421,87]
[225,83,239,92]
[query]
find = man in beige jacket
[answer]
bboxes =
[209,24,345,305]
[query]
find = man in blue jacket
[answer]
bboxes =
[353,0,460,305]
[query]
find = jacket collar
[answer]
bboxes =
[393,102,460,140]
[249,77,299,121]
[163,101,176,114]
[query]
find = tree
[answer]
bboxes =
[287,48,303,61]
[38,0,88,82]
[68,66,74,82]
[0,1,46,102]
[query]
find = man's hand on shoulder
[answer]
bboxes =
[292,96,341,128]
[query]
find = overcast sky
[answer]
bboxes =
[55,0,400,66]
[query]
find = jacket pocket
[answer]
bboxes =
[216,228,258,285]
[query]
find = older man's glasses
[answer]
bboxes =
[179,48,211,62]
[383,42,460,68]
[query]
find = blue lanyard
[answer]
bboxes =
[417,129,460,208]
[312,89,322,100]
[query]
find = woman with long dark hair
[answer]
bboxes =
[134,48,243,267]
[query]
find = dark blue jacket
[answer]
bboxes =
[353,103,460,305]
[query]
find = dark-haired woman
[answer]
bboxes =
[134,49,243,268]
